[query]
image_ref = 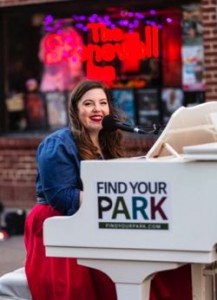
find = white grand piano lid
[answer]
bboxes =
[146,101,217,159]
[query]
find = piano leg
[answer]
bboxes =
[79,259,180,300]
[191,263,217,300]
[115,281,149,300]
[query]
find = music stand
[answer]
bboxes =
[146,102,217,158]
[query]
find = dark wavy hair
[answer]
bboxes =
[69,79,125,160]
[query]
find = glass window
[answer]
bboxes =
[2,1,204,133]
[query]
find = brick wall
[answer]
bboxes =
[0,137,42,209]
[201,0,217,100]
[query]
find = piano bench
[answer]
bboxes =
[0,268,32,300]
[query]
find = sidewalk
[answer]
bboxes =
[0,235,25,276]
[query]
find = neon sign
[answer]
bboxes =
[42,22,159,84]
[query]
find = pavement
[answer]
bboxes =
[0,235,25,276]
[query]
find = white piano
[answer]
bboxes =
[44,102,217,300]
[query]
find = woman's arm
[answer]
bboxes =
[37,133,82,215]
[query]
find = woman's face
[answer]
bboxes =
[77,88,110,134]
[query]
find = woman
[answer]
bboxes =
[24,79,125,300]
[24,79,192,300]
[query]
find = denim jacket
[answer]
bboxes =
[36,127,82,215]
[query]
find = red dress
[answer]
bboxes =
[24,204,117,300]
[150,264,192,300]
[24,204,192,300]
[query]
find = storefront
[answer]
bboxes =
[0,0,208,133]
[0,0,216,208]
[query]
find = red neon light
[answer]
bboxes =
[85,44,117,62]
[85,23,159,61]
[41,23,159,82]
[44,33,63,64]
[121,32,142,72]
[152,26,159,58]
[86,62,116,84]
[87,23,124,43]
[144,26,152,57]
[41,28,84,65]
